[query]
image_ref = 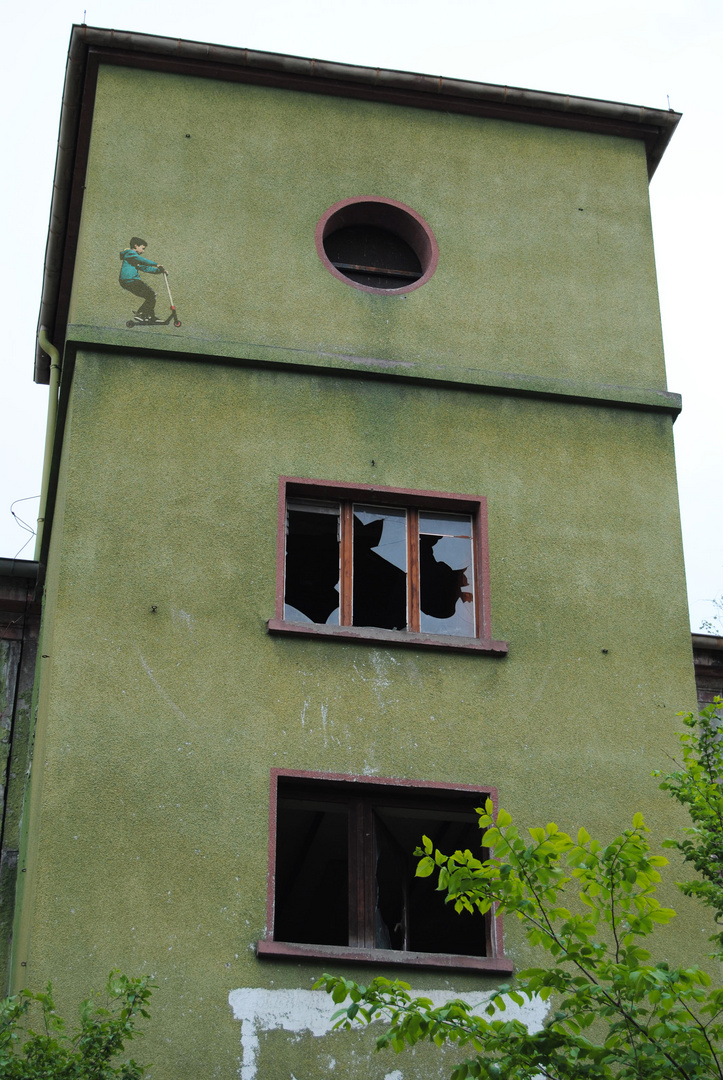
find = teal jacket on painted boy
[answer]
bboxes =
[119,249,164,281]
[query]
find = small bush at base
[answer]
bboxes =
[0,971,154,1079]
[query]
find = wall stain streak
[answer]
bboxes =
[138,652,188,721]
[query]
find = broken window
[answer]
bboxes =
[282,489,481,639]
[266,773,500,965]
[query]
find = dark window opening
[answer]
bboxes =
[273,799,348,947]
[323,225,422,290]
[271,776,490,959]
[374,807,484,955]
[315,199,438,295]
[284,502,340,625]
[353,505,407,630]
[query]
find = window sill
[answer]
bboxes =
[257,939,513,973]
[267,619,508,656]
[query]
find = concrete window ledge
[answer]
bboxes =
[257,939,514,973]
[267,618,508,656]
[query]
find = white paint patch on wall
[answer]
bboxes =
[228,986,549,1080]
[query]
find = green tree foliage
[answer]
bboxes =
[658,699,723,954]
[0,972,154,1079]
[316,699,723,1080]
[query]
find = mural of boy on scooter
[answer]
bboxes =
[119,237,181,328]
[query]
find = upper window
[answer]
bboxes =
[257,770,512,974]
[324,225,422,289]
[315,197,439,295]
[268,478,507,655]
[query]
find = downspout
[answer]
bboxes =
[34,329,61,561]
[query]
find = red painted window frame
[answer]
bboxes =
[267,477,508,655]
[257,768,513,974]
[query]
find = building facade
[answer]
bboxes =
[7,25,705,1080]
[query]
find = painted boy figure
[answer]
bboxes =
[119,237,166,321]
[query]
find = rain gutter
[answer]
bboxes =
[0,559,40,581]
[33,330,61,559]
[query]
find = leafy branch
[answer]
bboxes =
[0,971,154,1079]
[315,698,723,1080]
[658,698,723,955]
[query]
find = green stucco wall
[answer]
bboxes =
[68,65,666,393]
[15,60,696,1078]
[14,349,701,1079]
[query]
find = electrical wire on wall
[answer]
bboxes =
[9,496,39,560]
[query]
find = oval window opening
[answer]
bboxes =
[324,225,422,290]
[316,198,438,295]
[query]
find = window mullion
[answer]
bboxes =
[407,507,420,632]
[348,799,363,947]
[360,800,377,949]
[340,501,353,626]
[348,798,376,950]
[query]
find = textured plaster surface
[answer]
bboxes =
[68,65,667,391]
[14,352,702,1078]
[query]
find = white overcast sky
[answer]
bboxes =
[1,0,721,631]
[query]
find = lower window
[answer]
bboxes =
[257,770,512,973]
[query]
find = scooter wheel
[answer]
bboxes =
[126,320,135,328]
[174,320,182,328]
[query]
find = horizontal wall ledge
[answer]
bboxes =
[65,329,682,416]
[267,618,508,656]
[257,939,514,973]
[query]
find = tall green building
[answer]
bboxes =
[4,24,700,1079]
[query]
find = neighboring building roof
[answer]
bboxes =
[0,559,39,581]
[34,24,681,384]
[0,559,41,642]
[692,633,723,709]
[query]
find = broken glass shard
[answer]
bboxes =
[419,512,474,636]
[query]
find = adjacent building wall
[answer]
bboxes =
[0,560,40,990]
[692,633,723,708]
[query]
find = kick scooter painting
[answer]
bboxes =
[118,237,182,328]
